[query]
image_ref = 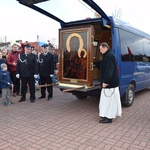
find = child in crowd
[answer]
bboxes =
[0,63,13,106]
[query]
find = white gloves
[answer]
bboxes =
[50,74,54,77]
[16,74,20,78]
[34,74,38,78]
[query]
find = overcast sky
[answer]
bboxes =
[0,0,150,46]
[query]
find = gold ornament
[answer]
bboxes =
[66,33,87,58]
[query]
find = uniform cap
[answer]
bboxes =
[42,44,49,48]
[24,44,31,49]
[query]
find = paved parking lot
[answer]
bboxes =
[0,87,150,150]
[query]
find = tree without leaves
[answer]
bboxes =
[111,8,123,19]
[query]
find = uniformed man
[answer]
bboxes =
[38,44,55,100]
[16,44,38,103]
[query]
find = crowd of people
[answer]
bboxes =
[0,41,122,124]
[0,41,58,106]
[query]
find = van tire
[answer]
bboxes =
[75,94,87,99]
[123,84,135,107]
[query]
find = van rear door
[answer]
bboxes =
[17,0,110,27]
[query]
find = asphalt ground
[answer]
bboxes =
[0,87,150,150]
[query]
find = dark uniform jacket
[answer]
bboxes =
[100,49,119,88]
[38,52,54,77]
[16,53,38,77]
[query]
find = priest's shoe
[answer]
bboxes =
[100,117,106,121]
[99,118,112,123]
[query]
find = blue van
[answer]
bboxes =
[17,0,150,106]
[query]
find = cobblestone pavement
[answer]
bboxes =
[0,87,150,150]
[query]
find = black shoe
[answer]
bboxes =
[31,99,35,103]
[100,117,106,121]
[38,96,46,99]
[99,118,112,123]
[47,97,52,101]
[18,97,26,102]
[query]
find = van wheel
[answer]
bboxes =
[124,84,135,107]
[75,94,87,99]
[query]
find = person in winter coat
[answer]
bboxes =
[38,44,55,100]
[16,44,38,103]
[0,63,13,106]
[0,52,6,95]
[98,42,122,123]
[7,42,24,96]
[1,49,8,60]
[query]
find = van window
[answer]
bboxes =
[119,29,144,62]
[143,38,150,62]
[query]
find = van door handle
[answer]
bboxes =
[91,35,94,45]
